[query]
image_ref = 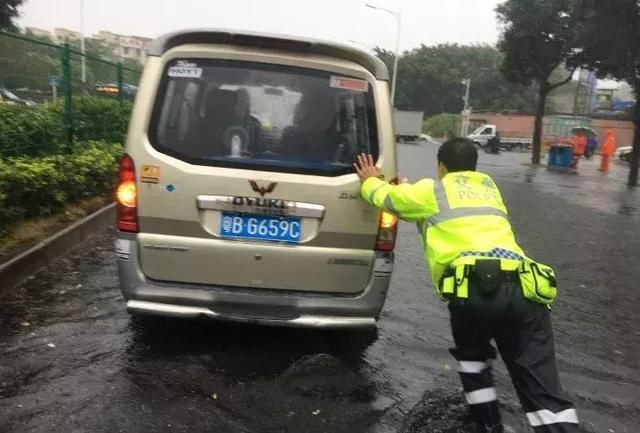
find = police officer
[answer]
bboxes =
[354,138,580,433]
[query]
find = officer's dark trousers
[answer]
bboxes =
[448,277,579,432]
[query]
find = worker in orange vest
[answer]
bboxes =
[599,129,617,173]
[571,132,587,171]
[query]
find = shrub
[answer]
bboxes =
[422,113,461,139]
[0,104,65,157]
[46,97,133,144]
[0,141,122,238]
[0,97,132,158]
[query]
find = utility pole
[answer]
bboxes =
[365,3,402,107]
[460,78,471,136]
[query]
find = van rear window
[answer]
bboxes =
[149,59,379,176]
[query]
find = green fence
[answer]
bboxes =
[0,31,141,153]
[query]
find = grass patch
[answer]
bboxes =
[0,195,111,263]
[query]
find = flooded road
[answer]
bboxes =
[1,145,639,433]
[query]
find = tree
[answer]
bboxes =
[497,0,576,164]
[375,44,543,117]
[0,0,24,31]
[572,0,640,186]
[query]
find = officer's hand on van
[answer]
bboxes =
[390,176,408,185]
[354,153,381,182]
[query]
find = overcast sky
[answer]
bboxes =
[18,0,502,52]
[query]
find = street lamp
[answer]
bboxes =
[460,78,472,136]
[365,3,402,106]
[80,0,86,84]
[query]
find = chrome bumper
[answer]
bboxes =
[126,300,377,328]
[116,233,393,329]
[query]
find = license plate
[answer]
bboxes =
[220,213,301,243]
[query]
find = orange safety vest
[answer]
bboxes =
[602,131,616,157]
[573,135,586,156]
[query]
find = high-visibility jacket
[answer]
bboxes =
[361,171,525,293]
[573,134,587,156]
[601,130,616,157]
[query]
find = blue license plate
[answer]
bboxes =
[220,213,301,243]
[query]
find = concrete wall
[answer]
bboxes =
[591,119,635,147]
[469,113,635,146]
[470,113,536,136]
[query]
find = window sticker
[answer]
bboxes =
[330,76,369,92]
[168,61,203,78]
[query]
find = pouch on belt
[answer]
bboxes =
[472,259,502,298]
[518,259,558,305]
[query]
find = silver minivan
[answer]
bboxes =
[116,29,398,328]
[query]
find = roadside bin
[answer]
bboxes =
[548,144,573,169]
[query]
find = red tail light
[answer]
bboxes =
[375,211,398,251]
[116,154,138,232]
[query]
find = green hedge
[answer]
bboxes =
[46,97,133,144]
[422,113,461,138]
[0,104,65,157]
[0,141,122,237]
[0,97,132,157]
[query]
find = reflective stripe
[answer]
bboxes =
[434,181,449,211]
[526,409,579,427]
[367,184,387,203]
[428,207,509,226]
[458,360,491,373]
[465,387,497,405]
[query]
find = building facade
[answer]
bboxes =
[23,28,151,65]
[25,27,52,39]
[53,28,82,43]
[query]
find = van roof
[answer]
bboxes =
[149,29,390,81]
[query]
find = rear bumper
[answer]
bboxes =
[115,233,393,328]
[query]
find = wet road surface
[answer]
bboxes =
[1,146,639,433]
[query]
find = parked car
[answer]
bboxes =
[0,88,35,106]
[420,133,439,144]
[467,124,532,151]
[615,146,633,163]
[116,29,399,329]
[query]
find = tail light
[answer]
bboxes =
[375,211,398,251]
[116,154,138,232]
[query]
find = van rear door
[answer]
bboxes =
[133,55,390,294]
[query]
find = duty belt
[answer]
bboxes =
[440,251,523,300]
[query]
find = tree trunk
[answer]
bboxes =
[628,95,640,187]
[532,84,549,165]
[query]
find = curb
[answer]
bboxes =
[0,203,116,292]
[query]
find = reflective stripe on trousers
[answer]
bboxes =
[465,387,497,405]
[448,282,580,432]
[527,408,579,431]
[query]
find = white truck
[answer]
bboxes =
[467,124,533,151]
[394,110,424,143]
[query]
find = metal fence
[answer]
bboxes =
[0,31,141,150]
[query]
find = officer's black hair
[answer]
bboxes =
[437,138,478,172]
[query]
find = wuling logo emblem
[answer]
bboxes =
[249,181,277,197]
